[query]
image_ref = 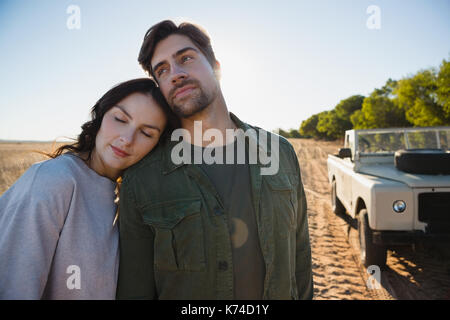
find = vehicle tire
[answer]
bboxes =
[331,179,346,215]
[394,149,450,174]
[358,209,386,269]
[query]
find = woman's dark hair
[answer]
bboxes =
[49,78,180,159]
[138,20,218,81]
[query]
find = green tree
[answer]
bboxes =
[373,78,398,98]
[300,111,330,139]
[299,114,320,138]
[298,60,449,139]
[316,111,347,140]
[351,79,410,129]
[289,128,302,138]
[333,94,365,135]
[335,95,365,121]
[394,67,448,126]
[436,59,450,119]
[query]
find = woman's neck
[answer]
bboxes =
[78,150,121,181]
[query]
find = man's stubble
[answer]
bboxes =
[169,80,219,119]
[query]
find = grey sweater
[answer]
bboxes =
[0,153,119,299]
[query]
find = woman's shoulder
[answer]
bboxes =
[17,153,88,193]
[0,154,85,209]
[34,153,81,178]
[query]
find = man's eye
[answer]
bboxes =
[157,67,167,77]
[182,56,193,63]
[115,117,126,123]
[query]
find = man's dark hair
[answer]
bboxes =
[138,20,218,80]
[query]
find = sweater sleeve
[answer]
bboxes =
[0,160,73,299]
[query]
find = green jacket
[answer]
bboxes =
[116,113,313,300]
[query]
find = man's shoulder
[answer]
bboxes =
[244,122,295,154]
[123,141,165,181]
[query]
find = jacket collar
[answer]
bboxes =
[162,112,271,175]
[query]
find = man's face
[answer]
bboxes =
[151,34,219,118]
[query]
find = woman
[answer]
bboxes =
[0,78,178,299]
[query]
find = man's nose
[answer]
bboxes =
[170,64,187,85]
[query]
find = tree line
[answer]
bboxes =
[275,59,449,140]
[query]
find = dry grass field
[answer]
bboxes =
[1,140,450,299]
[0,142,65,195]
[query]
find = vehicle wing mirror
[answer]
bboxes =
[338,148,352,159]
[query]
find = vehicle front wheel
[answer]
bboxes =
[331,180,345,215]
[358,209,387,269]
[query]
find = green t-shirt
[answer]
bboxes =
[190,140,266,299]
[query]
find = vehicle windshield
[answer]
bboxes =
[357,128,450,154]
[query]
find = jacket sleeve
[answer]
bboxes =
[116,176,156,300]
[0,162,71,299]
[291,145,314,299]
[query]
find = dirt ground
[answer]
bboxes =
[289,138,450,300]
[1,140,450,299]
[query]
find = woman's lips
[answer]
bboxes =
[111,145,130,158]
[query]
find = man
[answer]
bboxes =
[116,20,313,300]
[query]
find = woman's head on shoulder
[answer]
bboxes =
[52,78,180,180]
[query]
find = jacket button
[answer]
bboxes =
[214,207,223,215]
[218,261,228,271]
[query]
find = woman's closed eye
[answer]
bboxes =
[141,130,153,138]
[115,116,126,123]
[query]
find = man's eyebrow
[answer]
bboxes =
[114,105,161,132]
[174,46,199,58]
[152,47,199,73]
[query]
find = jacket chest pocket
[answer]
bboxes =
[263,174,298,237]
[141,199,206,272]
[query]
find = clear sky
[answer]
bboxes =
[0,0,449,141]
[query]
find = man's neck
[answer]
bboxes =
[180,92,237,147]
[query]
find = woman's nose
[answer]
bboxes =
[119,129,135,145]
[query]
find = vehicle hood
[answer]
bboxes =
[357,164,450,188]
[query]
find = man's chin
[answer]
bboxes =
[173,103,208,119]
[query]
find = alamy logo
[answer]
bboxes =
[66,5,81,30]
[366,265,381,289]
[366,5,381,30]
[66,265,81,290]
[170,121,280,175]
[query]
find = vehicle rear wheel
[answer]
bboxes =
[331,180,346,215]
[358,209,387,269]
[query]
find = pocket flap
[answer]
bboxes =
[264,174,294,191]
[140,199,202,229]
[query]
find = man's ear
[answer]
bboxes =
[214,60,221,80]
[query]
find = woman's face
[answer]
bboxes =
[90,92,167,180]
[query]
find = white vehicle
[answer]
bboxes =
[327,126,450,268]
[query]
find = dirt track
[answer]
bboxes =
[289,138,450,300]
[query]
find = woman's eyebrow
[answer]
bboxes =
[115,105,132,119]
[115,105,161,132]
[142,124,161,132]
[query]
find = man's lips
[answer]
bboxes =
[173,85,196,99]
[111,145,130,158]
